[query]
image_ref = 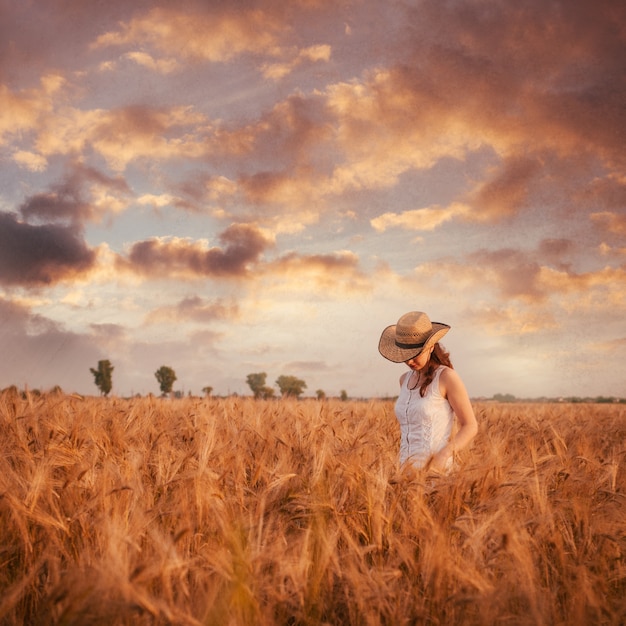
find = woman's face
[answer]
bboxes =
[405,345,434,371]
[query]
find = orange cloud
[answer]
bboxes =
[462,306,558,336]
[122,51,179,74]
[591,211,626,236]
[261,44,332,80]
[94,7,283,63]
[467,156,543,221]
[32,103,207,171]
[371,203,470,232]
[266,250,371,292]
[0,75,65,146]
[401,233,625,310]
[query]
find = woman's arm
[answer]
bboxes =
[431,367,478,471]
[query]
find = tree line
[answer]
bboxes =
[89,360,347,400]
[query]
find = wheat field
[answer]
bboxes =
[0,390,624,625]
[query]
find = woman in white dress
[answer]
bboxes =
[378,311,478,472]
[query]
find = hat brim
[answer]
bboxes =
[378,322,450,363]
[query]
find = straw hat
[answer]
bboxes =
[378,311,450,363]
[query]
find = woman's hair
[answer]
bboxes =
[419,343,453,397]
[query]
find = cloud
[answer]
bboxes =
[144,296,239,324]
[322,68,479,195]
[220,91,332,164]
[467,156,543,221]
[402,0,626,161]
[467,248,545,302]
[18,164,131,224]
[463,305,558,336]
[90,105,208,171]
[592,336,626,354]
[31,104,207,172]
[0,75,65,145]
[93,6,283,63]
[0,212,96,287]
[536,239,576,271]
[591,211,626,237]
[261,44,332,80]
[413,240,626,307]
[122,51,179,74]
[267,250,371,292]
[117,223,272,279]
[12,150,48,172]
[371,203,470,232]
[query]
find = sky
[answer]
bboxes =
[0,0,624,400]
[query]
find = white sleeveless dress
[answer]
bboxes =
[394,366,454,469]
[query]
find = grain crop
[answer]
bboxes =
[0,390,624,625]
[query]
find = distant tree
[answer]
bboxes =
[246,372,274,399]
[493,393,516,403]
[316,389,326,400]
[155,366,177,396]
[2,385,19,397]
[340,389,348,401]
[90,359,114,396]
[276,375,307,398]
[202,386,213,397]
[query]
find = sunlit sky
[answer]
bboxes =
[1,0,624,399]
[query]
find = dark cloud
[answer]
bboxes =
[379,0,626,214]
[118,223,271,278]
[0,212,96,286]
[19,164,130,224]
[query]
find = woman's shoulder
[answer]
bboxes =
[434,364,452,379]
[438,366,466,394]
[436,365,456,392]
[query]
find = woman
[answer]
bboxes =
[379,311,477,472]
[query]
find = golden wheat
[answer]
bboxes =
[0,390,624,625]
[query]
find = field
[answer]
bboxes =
[0,391,625,625]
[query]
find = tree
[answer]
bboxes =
[155,366,177,396]
[316,389,326,400]
[340,389,348,401]
[90,359,114,396]
[493,393,516,403]
[276,375,307,398]
[202,386,213,397]
[246,372,274,399]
